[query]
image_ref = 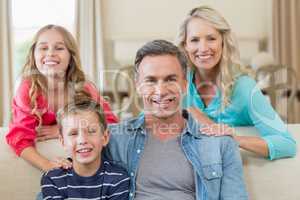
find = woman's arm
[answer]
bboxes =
[190,110,269,157]
[187,107,235,137]
[245,78,296,159]
[231,76,296,160]
[186,84,273,158]
[233,135,269,157]
[186,107,214,125]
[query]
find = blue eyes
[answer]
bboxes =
[190,37,216,43]
[38,46,66,51]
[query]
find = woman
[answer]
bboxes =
[176,6,296,160]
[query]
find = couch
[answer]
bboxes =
[0,126,299,200]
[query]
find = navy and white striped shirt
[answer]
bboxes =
[41,159,130,200]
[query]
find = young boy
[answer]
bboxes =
[41,98,130,199]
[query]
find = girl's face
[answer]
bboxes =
[34,29,71,79]
[184,18,223,72]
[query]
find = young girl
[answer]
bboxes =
[6,24,118,171]
[176,6,296,160]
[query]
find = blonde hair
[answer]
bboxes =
[56,95,107,135]
[176,6,253,106]
[21,24,88,127]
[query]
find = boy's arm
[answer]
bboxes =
[108,173,130,200]
[220,137,249,200]
[41,173,64,200]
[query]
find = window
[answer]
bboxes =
[11,0,75,82]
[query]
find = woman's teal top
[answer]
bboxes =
[184,70,296,160]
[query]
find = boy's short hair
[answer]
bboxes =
[56,95,107,134]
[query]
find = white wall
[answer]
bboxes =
[101,0,272,85]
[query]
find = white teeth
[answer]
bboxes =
[200,55,211,59]
[196,55,212,60]
[77,148,92,153]
[44,61,58,65]
[152,97,175,104]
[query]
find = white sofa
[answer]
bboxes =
[0,126,299,200]
[0,129,67,200]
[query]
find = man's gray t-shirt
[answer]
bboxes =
[134,132,196,200]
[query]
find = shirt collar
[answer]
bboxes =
[123,112,146,134]
[129,110,204,138]
[182,109,204,139]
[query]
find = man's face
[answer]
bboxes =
[136,54,187,120]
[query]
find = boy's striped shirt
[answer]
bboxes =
[41,160,130,200]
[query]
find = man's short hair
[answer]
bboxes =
[134,40,188,79]
[56,95,107,134]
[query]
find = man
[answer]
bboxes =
[106,40,248,200]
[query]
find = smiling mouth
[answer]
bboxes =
[196,54,213,61]
[152,97,176,106]
[76,148,93,154]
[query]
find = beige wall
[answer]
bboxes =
[101,0,272,85]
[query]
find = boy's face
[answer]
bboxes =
[60,110,109,168]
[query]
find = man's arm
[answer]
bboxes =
[220,137,248,200]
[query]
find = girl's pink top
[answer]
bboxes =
[6,79,118,156]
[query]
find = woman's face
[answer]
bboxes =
[184,17,223,72]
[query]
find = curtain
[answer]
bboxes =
[0,0,13,126]
[75,0,105,91]
[272,0,300,122]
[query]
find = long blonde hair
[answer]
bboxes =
[21,24,88,126]
[176,6,253,106]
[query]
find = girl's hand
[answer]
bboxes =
[36,125,60,141]
[46,157,73,171]
[200,123,235,137]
